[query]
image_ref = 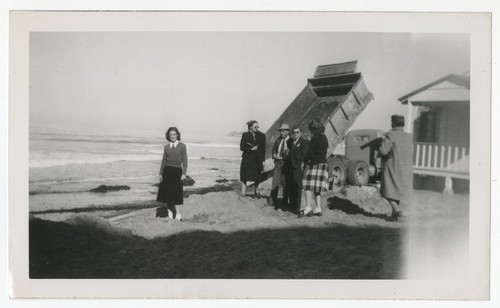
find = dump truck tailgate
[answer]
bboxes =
[265,61,374,158]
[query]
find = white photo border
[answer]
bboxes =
[9,11,491,300]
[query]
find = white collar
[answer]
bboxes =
[170,140,179,148]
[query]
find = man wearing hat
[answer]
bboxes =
[379,115,413,221]
[270,123,291,208]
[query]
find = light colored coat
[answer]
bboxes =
[379,127,413,201]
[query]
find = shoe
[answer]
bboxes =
[313,212,323,217]
[305,211,314,217]
[297,211,305,218]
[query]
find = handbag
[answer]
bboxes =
[155,206,169,218]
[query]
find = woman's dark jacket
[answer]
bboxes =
[303,133,328,166]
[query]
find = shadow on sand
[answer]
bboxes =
[327,196,390,220]
[29,218,403,279]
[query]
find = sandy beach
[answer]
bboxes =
[29,182,469,279]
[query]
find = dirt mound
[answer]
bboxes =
[66,214,133,237]
[325,186,390,217]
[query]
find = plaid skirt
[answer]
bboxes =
[302,163,329,193]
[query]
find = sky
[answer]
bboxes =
[29,32,470,138]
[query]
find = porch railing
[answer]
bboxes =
[413,142,469,179]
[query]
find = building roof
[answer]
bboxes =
[398,74,470,104]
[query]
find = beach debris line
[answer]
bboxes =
[184,184,235,197]
[89,185,131,193]
[30,185,132,195]
[215,178,237,183]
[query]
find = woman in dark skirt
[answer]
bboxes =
[299,118,329,217]
[240,120,266,197]
[156,127,188,221]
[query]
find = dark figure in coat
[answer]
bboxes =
[283,126,309,212]
[379,115,413,221]
[240,120,266,197]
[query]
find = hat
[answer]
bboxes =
[391,115,405,127]
[277,123,290,131]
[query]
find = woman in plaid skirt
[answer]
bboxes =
[299,118,329,217]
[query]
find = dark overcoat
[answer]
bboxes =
[283,137,309,209]
[240,131,266,182]
[285,137,309,171]
[379,127,413,202]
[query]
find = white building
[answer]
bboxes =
[398,73,470,194]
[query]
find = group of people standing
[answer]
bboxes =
[239,118,330,217]
[238,115,413,221]
[154,115,412,222]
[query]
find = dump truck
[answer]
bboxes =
[265,61,383,190]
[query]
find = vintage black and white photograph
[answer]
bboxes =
[8,11,491,299]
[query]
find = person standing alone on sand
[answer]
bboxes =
[379,115,413,221]
[270,123,291,209]
[299,118,329,217]
[283,126,309,213]
[157,127,188,221]
[240,120,266,198]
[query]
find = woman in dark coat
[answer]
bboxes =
[299,118,329,217]
[156,127,188,221]
[240,120,266,197]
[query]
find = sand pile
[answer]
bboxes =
[326,186,391,216]
[66,214,133,238]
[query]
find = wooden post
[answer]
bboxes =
[447,145,452,169]
[428,144,433,168]
[406,100,413,134]
[422,144,427,167]
[440,145,445,169]
[415,143,420,167]
[454,146,460,171]
[443,176,454,195]
[434,144,438,169]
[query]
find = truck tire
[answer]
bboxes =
[327,157,347,191]
[347,160,370,187]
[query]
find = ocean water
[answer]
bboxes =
[29,131,242,212]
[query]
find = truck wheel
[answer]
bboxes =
[347,160,370,187]
[327,157,347,191]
